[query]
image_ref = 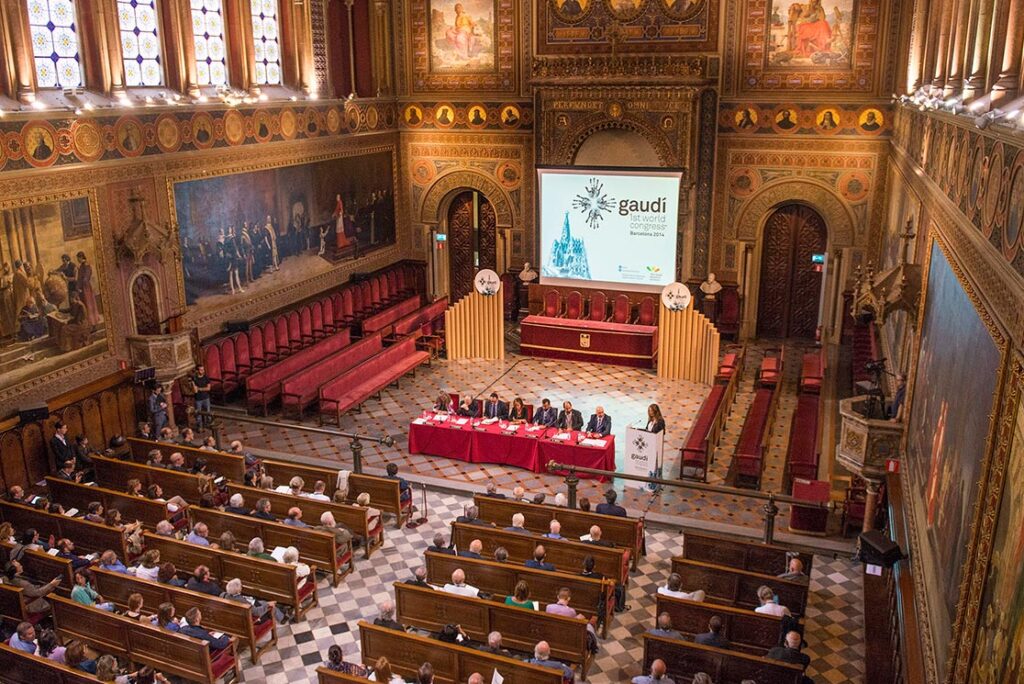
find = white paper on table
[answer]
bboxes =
[503,424,520,432]
[551,432,570,441]
[433,414,448,422]
[166,503,179,512]
[413,418,427,425]
[270,546,288,563]
[580,438,607,448]
[63,508,79,517]
[482,417,498,424]
[46,548,59,556]
[455,418,469,426]
[491,670,504,684]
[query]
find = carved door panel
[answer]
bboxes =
[447,192,476,302]
[478,198,497,272]
[757,204,827,339]
[131,273,161,335]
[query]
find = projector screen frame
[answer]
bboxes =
[535,164,686,294]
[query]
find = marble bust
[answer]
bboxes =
[700,272,722,296]
[519,262,538,282]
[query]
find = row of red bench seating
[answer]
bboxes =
[202,262,423,401]
[679,346,745,482]
[799,350,824,394]
[543,289,658,326]
[787,393,821,482]
[734,352,782,489]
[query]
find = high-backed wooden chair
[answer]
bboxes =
[718,287,740,338]
[247,326,267,369]
[588,291,607,321]
[543,289,561,317]
[637,296,656,325]
[564,291,583,319]
[610,294,631,323]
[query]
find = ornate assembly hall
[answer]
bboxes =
[0,0,1021,681]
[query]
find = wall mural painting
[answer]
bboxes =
[906,240,1001,681]
[972,395,1024,683]
[767,0,855,69]
[429,0,495,72]
[0,196,107,393]
[174,152,395,311]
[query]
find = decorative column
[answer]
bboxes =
[906,0,932,92]
[344,0,357,98]
[0,0,38,102]
[945,0,971,96]
[288,0,317,94]
[223,0,257,91]
[992,0,1024,103]
[75,0,127,95]
[964,0,995,100]
[165,0,201,96]
[862,479,882,532]
[370,0,392,97]
[930,0,955,90]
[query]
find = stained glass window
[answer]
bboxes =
[118,0,162,86]
[191,0,226,86]
[27,0,83,88]
[250,0,281,85]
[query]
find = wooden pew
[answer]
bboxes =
[0,583,28,623]
[92,455,214,505]
[394,582,592,671]
[451,522,630,586]
[126,437,247,482]
[643,633,804,684]
[0,643,99,684]
[52,596,241,684]
[655,593,790,655]
[0,500,130,559]
[0,541,75,593]
[45,477,182,531]
[142,532,319,621]
[424,551,616,638]
[681,530,815,576]
[258,458,409,528]
[358,621,565,684]
[317,670,370,684]
[188,506,352,586]
[223,482,382,559]
[92,567,277,665]
[473,494,645,570]
[670,558,809,616]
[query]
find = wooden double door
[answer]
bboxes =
[447,190,497,301]
[756,204,827,339]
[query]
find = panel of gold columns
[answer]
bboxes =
[445,291,505,360]
[656,299,719,384]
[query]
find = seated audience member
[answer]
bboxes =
[583,524,613,547]
[427,533,454,555]
[55,538,91,570]
[777,557,809,583]
[37,628,65,662]
[71,569,113,610]
[694,615,730,648]
[457,396,479,417]
[178,428,196,446]
[3,486,28,503]
[596,489,626,517]
[755,585,792,617]
[126,478,145,497]
[658,573,706,602]
[482,480,506,498]
[134,667,170,684]
[306,480,331,501]
[289,477,306,497]
[157,562,187,587]
[158,427,175,443]
[405,566,432,588]
[545,587,585,619]
[199,436,218,451]
[166,452,187,471]
[154,520,176,537]
[369,656,405,683]
[145,483,188,510]
[467,674,484,684]
[190,457,211,476]
[483,392,509,420]
[282,507,309,528]
[543,520,563,539]
[554,492,568,507]
[373,599,405,631]
[456,505,490,526]
[185,522,211,546]
[145,449,165,468]
[252,497,276,521]
[198,492,218,509]
[533,398,558,427]
[417,662,435,684]
[632,658,676,684]
[316,511,354,549]
[508,397,528,423]
[99,550,129,574]
[459,539,484,559]
[13,528,47,554]
[228,440,260,468]
[72,434,95,473]
[526,545,556,571]
[104,508,143,555]
[7,621,37,654]
[323,644,366,675]
[767,630,811,669]
[585,406,612,437]
[504,581,536,610]
[180,607,231,651]
[153,602,180,631]
[247,537,276,561]
[442,569,479,597]
[691,674,713,684]
[48,502,67,515]
[528,640,574,679]
[386,462,413,503]
[0,522,13,543]
[225,493,249,515]
[578,496,592,512]
[65,640,97,674]
[282,546,311,580]
[478,631,511,656]
[218,530,236,551]
[222,577,283,624]
[505,512,529,533]
[95,654,133,683]
[55,457,83,482]
[648,612,682,639]
[138,421,154,440]
[580,555,604,580]
[532,493,546,505]
[122,592,146,620]
[433,392,454,414]
[493,547,509,563]
[83,501,105,522]
[185,565,224,596]
[355,492,382,528]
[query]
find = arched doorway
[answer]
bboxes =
[130,273,161,335]
[756,204,827,338]
[447,190,497,301]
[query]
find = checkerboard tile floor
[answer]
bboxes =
[235,489,865,683]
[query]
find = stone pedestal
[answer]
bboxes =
[837,395,905,531]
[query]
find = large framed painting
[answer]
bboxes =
[767,0,856,69]
[0,193,109,393]
[174,151,395,311]
[429,0,495,72]
[905,238,1003,681]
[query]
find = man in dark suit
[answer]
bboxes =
[455,505,493,527]
[456,397,479,417]
[478,631,511,657]
[50,421,73,467]
[372,600,406,631]
[185,566,224,597]
[251,498,276,521]
[404,566,432,587]
[524,545,555,571]
[595,489,627,517]
[482,481,506,498]
[458,539,483,559]
[427,532,455,555]
[71,434,95,474]
[533,399,558,427]
[483,392,509,420]
[585,406,612,436]
[767,631,811,669]
[557,401,583,431]
[694,615,730,649]
[54,458,82,482]
[180,608,231,651]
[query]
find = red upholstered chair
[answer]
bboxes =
[350,285,364,317]
[261,321,280,362]
[361,280,376,312]
[610,294,631,324]
[524,404,534,422]
[387,270,400,299]
[448,392,459,408]
[321,297,337,334]
[564,291,583,319]
[718,287,740,338]
[841,481,868,536]
[588,291,607,321]
[233,333,252,377]
[247,326,267,369]
[543,289,561,317]
[219,337,238,385]
[299,306,315,345]
[396,267,409,295]
[275,316,291,358]
[204,344,222,385]
[337,290,355,324]
[287,311,303,351]
[310,301,327,340]
[637,296,656,325]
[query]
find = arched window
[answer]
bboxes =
[118,0,163,86]
[27,0,83,88]
[250,0,281,85]
[191,0,227,86]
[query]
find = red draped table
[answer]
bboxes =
[408,415,615,480]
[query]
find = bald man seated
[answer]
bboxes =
[442,569,479,597]
[585,406,612,437]
[631,658,676,684]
